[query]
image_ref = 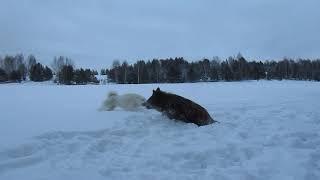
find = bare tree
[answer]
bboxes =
[0,56,3,69]
[27,55,37,73]
[15,54,27,80]
[122,61,128,83]
[3,56,15,73]
[51,56,74,73]
[112,60,120,83]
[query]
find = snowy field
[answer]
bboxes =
[0,81,319,180]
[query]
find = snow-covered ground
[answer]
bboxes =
[0,81,319,180]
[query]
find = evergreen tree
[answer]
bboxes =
[9,70,21,82]
[58,65,74,85]
[221,61,233,81]
[30,63,42,81]
[209,58,220,81]
[29,63,52,81]
[100,69,106,75]
[187,63,201,82]
[44,66,53,80]
[167,65,181,83]
[0,68,8,82]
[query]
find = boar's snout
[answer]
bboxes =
[142,101,152,109]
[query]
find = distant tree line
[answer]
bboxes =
[51,56,99,85]
[1,53,320,85]
[103,54,320,83]
[0,54,98,85]
[0,54,48,83]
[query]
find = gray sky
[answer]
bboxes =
[1,0,320,69]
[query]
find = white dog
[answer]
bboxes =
[100,91,146,111]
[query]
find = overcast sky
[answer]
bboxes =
[1,0,320,68]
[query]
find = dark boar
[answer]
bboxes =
[144,88,216,126]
